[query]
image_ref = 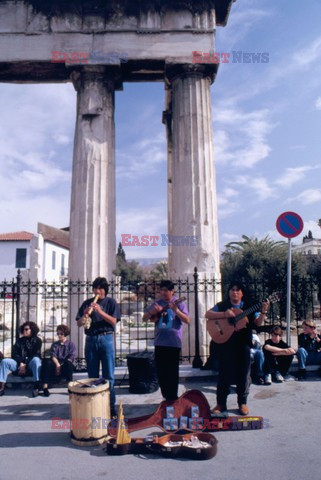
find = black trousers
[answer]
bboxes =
[215,336,251,406]
[154,346,180,401]
[263,351,293,376]
[41,358,73,384]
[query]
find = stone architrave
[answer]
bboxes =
[165,64,221,359]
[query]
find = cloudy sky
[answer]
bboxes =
[0,0,321,260]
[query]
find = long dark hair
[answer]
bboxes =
[19,321,39,337]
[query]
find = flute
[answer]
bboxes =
[83,294,99,329]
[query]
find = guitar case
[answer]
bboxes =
[106,431,218,460]
[108,389,263,436]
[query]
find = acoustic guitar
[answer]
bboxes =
[207,292,280,344]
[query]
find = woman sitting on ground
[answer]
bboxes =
[42,324,76,397]
[0,321,42,397]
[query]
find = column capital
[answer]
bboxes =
[70,65,123,94]
[165,62,219,85]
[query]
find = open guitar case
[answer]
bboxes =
[106,390,263,458]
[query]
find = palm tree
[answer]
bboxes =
[225,235,285,252]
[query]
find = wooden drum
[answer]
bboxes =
[68,378,110,446]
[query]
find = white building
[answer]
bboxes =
[292,237,321,256]
[0,231,33,280]
[0,223,69,282]
[29,223,69,283]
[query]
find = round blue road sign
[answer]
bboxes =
[276,211,304,238]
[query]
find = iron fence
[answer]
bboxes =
[0,269,320,369]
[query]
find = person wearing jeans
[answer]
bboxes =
[76,277,120,417]
[0,321,42,397]
[296,320,321,380]
[251,332,265,384]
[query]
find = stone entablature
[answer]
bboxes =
[0,0,234,81]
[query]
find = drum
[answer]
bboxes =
[127,351,159,394]
[68,378,110,446]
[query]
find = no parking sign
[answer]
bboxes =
[276,211,304,345]
[276,211,304,238]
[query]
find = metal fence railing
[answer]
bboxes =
[0,270,320,368]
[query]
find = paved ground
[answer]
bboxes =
[1,371,321,480]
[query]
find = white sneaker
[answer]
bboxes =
[264,374,272,385]
[275,371,284,383]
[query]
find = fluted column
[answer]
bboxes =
[165,64,221,360]
[69,66,120,355]
[69,66,118,282]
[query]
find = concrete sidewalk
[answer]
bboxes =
[1,368,321,480]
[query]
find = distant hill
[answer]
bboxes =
[129,257,167,266]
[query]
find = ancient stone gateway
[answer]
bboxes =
[0,0,235,358]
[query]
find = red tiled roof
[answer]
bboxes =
[0,231,33,241]
[37,223,69,249]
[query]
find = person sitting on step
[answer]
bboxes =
[263,326,296,385]
[0,321,42,397]
[296,320,321,380]
[41,324,76,396]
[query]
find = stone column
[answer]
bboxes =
[69,66,118,282]
[164,64,221,361]
[69,66,120,354]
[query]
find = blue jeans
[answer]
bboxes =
[296,348,321,369]
[251,348,264,378]
[85,334,115,409]
[0,357,42,383]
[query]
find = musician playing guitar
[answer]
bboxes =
[143,280,190,401]
[205,282,269,416]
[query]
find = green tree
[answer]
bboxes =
[117,242,126,261]
[221,235,310,320]
[113,242,144,285]
[148,260,168,281]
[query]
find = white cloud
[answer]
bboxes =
[53,134,71,145]
[0,83,75,233]
[294,189,321,205]
[214,130,235,164]
[214,107,273,169]
[275,166,320,188]
[301,189,321,205]
[249,177,275,200]
[116,133,166,180]
[216,1,274,51]
[291,36,321,68]
[223,173,275,201]
[316,97,321,110]
[217,187,241,219]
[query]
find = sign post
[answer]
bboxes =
[276,212,304,345]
